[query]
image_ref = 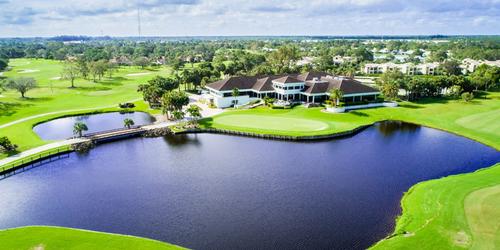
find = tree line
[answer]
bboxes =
[377,64,499,101]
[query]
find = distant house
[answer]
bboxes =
[296,56,314,66]
[461,58,500,73]
[205,72,380,108]
[363,62,439,75]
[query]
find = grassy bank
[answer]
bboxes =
[0,58,165,159]
[370,164,500,249]
[0,226,185,250]
[0,59,170,125]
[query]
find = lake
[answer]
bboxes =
[1,121,499,249]
[33,112,155,140]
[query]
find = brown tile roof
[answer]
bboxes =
[206,76,258,91]
[297,71,332,81]
[252,75,282,92]
[321,77,379,95]
[303,80,329,94]
[273,76,303,84]
[205,73,378,96]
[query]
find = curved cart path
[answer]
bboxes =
[0,98,142,129]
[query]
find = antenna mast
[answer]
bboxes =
[137,1,142,39]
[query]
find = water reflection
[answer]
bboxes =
[377,121,420,137]
[163,134,201,147]
[34,112,155,140]
[3,122,498,249]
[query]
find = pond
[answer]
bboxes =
[1,121,498,249]
[33,112,156,140]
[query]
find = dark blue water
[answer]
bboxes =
[33,112,155,140]
[0,122,498,249]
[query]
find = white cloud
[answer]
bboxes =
[0,0,498,36]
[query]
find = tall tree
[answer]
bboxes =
[440,60,462,76]
[232,88,240,106]
[329,89,344,107]
[134,57,150,69]
[7,77,37,98]
[61,60,80,88]
[380,82,400,101]
[76,57,89,79]
[161,90,189,119]
[138,76,180,107]
[267,45,300,74]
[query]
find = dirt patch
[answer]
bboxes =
[30,244,45,250]
[453,231,471,247]
[18,69,40,74]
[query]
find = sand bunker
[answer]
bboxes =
[50,76,62,80]
[126,72,151,77]
[18,69,40,74]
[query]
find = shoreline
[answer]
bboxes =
[0,111,498,248]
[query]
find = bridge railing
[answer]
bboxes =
[0,146,72,177]
[67,125,143,139]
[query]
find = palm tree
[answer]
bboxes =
[232,88,240,106]
[73,122,88,137]
[123,118,135,129]
[329,89,344,108]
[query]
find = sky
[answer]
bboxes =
[0,0,499,37]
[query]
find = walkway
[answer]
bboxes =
[0,138,89,167]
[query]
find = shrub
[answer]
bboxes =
[119,103,135,108]
[461,92,474,102]
[0,136,18,152]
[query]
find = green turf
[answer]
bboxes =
[370,164,500,249]
[0,59,167,158]
[214,114,329,132]
[464,184,500,249]
[1,58,171,126]
[0,226,186,250]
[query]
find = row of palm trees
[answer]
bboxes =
[72,118,135,138]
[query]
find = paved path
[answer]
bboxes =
[0,98,142,129]
[0,138,89,167]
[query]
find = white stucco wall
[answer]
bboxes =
[214,95,251,108]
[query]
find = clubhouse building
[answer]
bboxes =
[205,72,380,108]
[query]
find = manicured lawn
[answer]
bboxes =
[0,59,168,158]
[0,226,185,250]
[1,59,170,125]
[214,114,329,132]
[200,106,378,136]
[201,92,500,149]
[370,164,500,249]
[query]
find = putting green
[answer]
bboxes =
[214,114,329,132]
[464,184,500,249]
[455,109,500,135]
